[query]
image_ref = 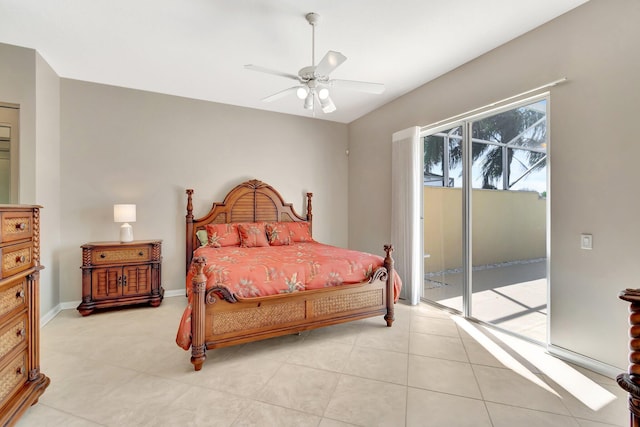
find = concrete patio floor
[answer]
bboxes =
[422,259,547,342]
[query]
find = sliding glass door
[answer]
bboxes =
[422,124,464,312]
[421,96,549,343]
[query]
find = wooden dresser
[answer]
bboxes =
[77,240,164,316]
[0,205,49,426]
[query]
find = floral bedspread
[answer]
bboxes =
[176,242,402,350]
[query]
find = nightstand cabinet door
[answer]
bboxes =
[78,240,164,316]
[91,268,121,300]
[122,264,151,296]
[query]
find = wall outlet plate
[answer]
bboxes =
[580,233,593,250]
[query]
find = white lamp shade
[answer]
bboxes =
[114,204,136,223]
[296,86,308,100]
[318,87,330,100]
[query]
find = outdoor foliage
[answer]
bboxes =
[424,101,547,190]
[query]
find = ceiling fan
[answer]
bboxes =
[244,12,385,114]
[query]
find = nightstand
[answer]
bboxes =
[77,240,164,316]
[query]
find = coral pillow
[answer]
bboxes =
[205,223,240,248]
[265,222,291,246]
[287,222,314,242]
[237,222,270,248]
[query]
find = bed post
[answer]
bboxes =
[383,244,395,327]
[186,189,194,272]
[191,256,207,371]
[306,192,313,234]
[617,288,640,426]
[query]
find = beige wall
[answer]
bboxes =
[424,187,546,273]
[349,0,639,370]
[59,80,349,303]
[0,43,61,316]
[0,43,36,202]
[35,53,61,314]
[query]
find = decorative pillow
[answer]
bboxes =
[196,229,208,247]
[287,221,314,242]
[237,222,270,248]
[205,223,241,248]
[265,222,291,246]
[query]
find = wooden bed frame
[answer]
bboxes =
[185,179,396,371]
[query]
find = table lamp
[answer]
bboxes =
[114,204,136,242]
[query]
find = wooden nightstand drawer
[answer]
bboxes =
[0,212,33,244]
[0,314,27,362]
[0,242,34,279]
[91,246,151,265]
[0,279,26,320]
[0,351,27,404]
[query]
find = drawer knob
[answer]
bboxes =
[100,253,106,258]
[16,328,25,338]
[138,251,144,256]
[16,366,24,376]
[15,289,24,299]
[15,223,26,231]
[15,255,25,263]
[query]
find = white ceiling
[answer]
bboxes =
[0,0,588,123]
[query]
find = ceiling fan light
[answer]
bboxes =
[318,87,330,100]
[296,86,308,99]
[304,92,314,110]
[320,96,336,113]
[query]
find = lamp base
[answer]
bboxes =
[120,223,134,243]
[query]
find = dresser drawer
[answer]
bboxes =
[91,245,151,265]
[0,313,26,362]
[0,242,34,279]
[0,279,26,319]
[0,211,33,244]
[0,351,27,404]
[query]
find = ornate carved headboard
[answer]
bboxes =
[185,179,313,270]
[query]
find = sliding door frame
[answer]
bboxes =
[420,92,551,343]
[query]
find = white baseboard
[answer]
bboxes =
[548,344,623,379]
[40,304,63,327]
[40,291,185,327]
[164,289,185,298]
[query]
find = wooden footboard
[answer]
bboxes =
[190,246,395,371]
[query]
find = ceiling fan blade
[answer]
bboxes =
[315,51,347,76]
[261,86,299,102]
[244,64,300,81]
[330,79,385,94]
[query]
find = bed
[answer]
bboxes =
[176,179,400,371]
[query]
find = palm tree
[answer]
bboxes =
[424,101,547,190]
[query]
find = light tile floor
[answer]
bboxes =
[17,296,626,427]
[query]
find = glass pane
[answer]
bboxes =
[471,142,503,189]
[470,101,548,343]
[422,125,464,312]
[424,134,444,186]
[508,148,546,194]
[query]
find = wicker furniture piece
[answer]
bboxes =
[78,240,164,316]
[0,205,49,426]
[184,179,396,371]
